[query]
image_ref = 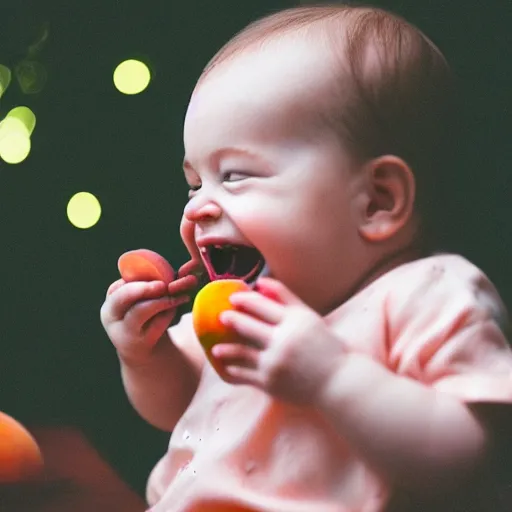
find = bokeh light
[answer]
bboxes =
[15,60,48,95]
[0,107,36,164]
[113,59,151,95]
[0,129,31,164]
[7,106,36,136]
[67,192,102,229]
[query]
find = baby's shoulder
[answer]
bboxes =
[384,253,507,327]
[388,253,486,288]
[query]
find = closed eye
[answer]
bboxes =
[222,170,249,183]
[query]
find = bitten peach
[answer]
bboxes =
[118,249,175,284]
[0,412,43,483]
[192,279,250,351]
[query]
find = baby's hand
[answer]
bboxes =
[211,278,347,406]
[100,250,200,364]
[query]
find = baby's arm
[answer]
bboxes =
[102,249,205,432]
[316,260,512,497]
[120,314,204,432]
[318,274,512,503]
[317,352,490,492]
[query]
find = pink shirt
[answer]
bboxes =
[147,254,512,511]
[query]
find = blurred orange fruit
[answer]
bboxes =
[0,412,43,482]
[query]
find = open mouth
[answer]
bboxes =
[200,244,265,283]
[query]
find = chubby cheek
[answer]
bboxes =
[236,193,305,238]
[232,204,282,245]
[246,221,307,284]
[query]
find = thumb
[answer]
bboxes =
[144,309,176,347]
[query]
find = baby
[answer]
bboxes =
[101,4,512,511]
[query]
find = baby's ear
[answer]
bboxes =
[357,155,416,242]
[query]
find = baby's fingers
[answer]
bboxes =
[168,274,199,296]
[142,309,177,348]
[177,259,203,279]
[106,279,125,297]
[104,281,167,322]
[126,295,190,329]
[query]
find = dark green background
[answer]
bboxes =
[0,0,510,496]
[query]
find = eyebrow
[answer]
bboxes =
[182,146,266,172]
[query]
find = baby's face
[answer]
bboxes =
[181,37,366,312]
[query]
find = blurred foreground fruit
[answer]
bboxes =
[0,412,43,482]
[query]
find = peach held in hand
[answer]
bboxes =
[118,249,175,284]
[0,412,44,483]
[192,279,250,352]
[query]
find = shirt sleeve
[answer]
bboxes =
[386,255,512,403]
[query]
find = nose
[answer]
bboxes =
[184,194,222,224]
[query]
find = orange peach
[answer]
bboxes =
[192,279,250,351]
[118,249,175,284]
[0,412,43,483]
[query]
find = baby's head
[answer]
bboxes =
[181,4,457,313]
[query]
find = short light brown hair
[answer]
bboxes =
[199,3,459,247]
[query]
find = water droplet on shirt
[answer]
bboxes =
[178,461,190,475]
